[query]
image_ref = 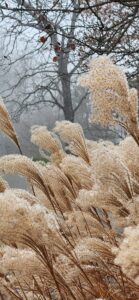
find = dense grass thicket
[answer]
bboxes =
[0,57,139,300]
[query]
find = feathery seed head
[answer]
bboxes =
[54,120,91,163]
[31,125,65,165]
[79,56,139,145]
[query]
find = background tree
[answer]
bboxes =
[0,0,138,122]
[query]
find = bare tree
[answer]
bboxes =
[0,0,138,121]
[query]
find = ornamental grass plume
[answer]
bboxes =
[0,176,9,192]
[0,189,54,246]
[0,96,21,152]
[79,56,139,145]
[114,225,139,285]
[118,136,139,182]
[60,155,94,190]
[54,120,91,164]
[0,246,46,280]
[31,125,65,165]
[0,57,139,299]
[0,154,53,198]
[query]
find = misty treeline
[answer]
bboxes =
[0,0,138,124]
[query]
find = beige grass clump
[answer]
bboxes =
[0,176,9,192]
[31,125,65,165]
[80,56,139,145]
[76,188,128,216]
[0,96,21,151]
[0,154,51,197]
[0,57,139,299]
[63,210,107,240]
[118,136,139,182]
[0,246,46,279]
[114,225,139,285]
[0,190,51,245]
[54,120,91,164]
[74,237,114,264]
[37,163,76,211]
[60,155,94,190]
[11,188,39,205]
[91,146,134,203]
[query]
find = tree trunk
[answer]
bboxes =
[61,74,74,122]
[59,56,74,122]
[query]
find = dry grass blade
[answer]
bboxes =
[0,97,21,152]
[31,126,65,166]
[54,121,91,164]
[0,155,51,197]
[3,286,23,300]
[0,176,9,192]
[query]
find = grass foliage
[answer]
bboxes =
[0,57,139,299]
